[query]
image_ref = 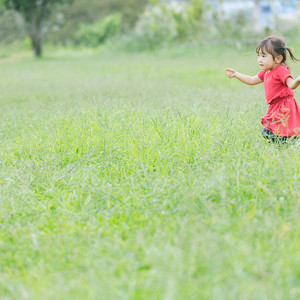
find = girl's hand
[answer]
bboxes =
[226,68,236,78]
[296,76,300,89]
[286,76,300,90]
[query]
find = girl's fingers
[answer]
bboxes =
[226,69,235,78]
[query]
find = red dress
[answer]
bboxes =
[258,64,300,136]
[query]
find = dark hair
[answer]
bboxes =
[256,36,300,68]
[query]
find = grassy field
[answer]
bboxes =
[1,43,300,300]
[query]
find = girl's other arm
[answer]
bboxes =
[226,69,262,85]
[286,76,300,90]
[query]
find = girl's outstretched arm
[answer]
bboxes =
[286,76,300,90]
[226,68,262,85]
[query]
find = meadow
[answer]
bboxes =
[1,43,300,300]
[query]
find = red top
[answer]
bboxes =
[258,64,294,105]
[258,64,300,136]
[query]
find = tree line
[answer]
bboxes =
[1,0,148,57]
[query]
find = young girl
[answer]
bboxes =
[226,36,300,143]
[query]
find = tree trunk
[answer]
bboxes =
[30,31,42,57]
[27,1,47,57]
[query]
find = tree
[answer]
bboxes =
[4,0,72,57]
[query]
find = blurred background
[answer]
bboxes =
[0,0,299,57]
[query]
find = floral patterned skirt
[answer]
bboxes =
[261,95,300,137]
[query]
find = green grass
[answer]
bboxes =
[1,44,300,299]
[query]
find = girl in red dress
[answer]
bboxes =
[226,36,300,143]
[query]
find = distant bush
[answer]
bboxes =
[76,14,122,47]
[0,4,26,43]
[46,0,147,45]
[133,5,177,49]
[209,9,257,42]
[126,0,206,50]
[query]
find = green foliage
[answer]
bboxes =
[4,0,71,21]
[130,1,205,50]
[46,0,148,45]
[210,9,255,41]
[133,4,178,49]
[176,0,205,42]
[1,0,300,51]
[76,14,121,47]
[0,3,26,43]
[188,0,204,20]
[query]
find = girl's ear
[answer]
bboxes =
[275,55,283,64]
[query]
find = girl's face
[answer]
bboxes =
[257,51,282,71]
